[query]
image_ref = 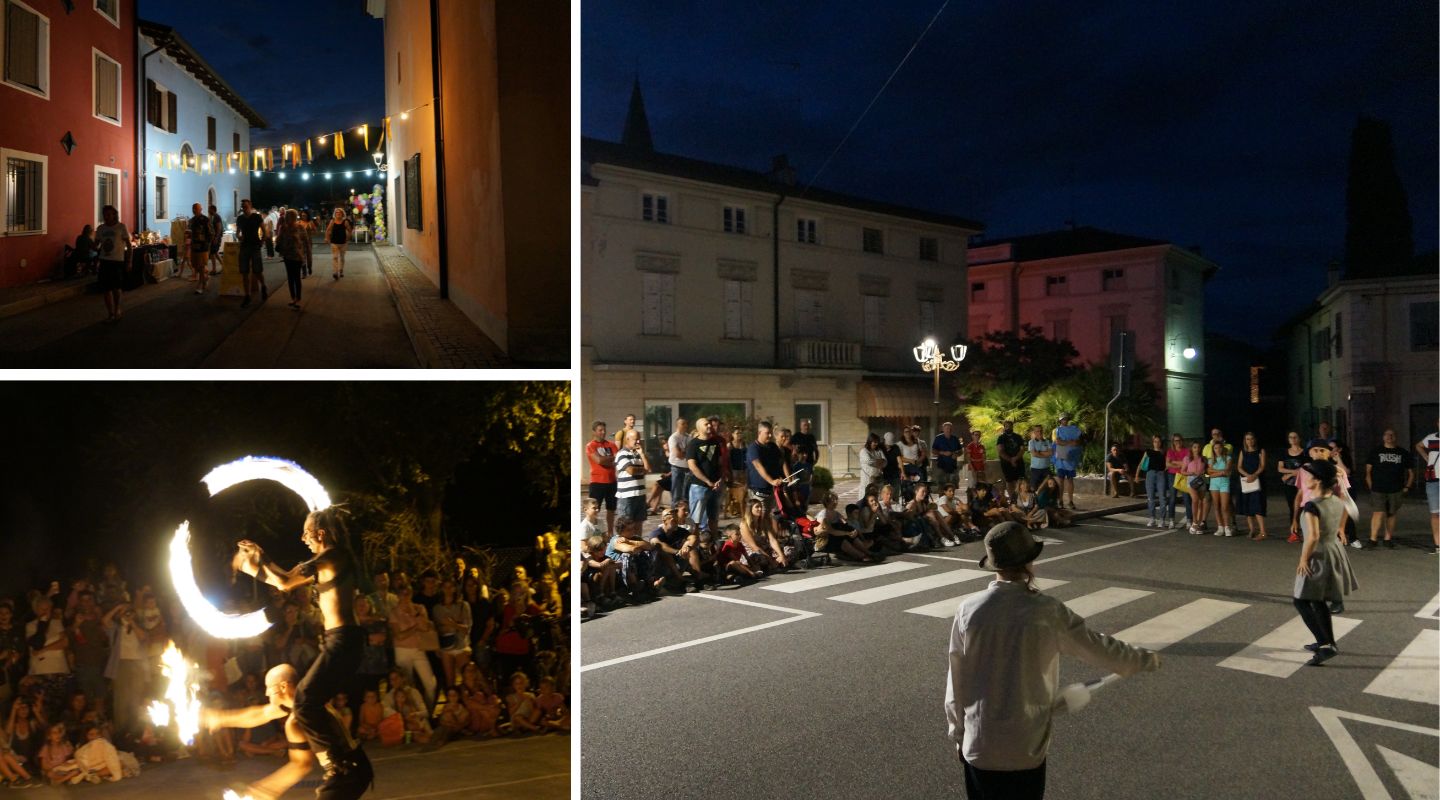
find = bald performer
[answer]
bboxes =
[202,664,365,800]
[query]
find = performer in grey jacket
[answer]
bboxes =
[945,522,1161,799]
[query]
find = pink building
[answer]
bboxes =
[967,227,1218,436]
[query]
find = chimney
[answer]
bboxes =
[769,154,796,186]
[1327,259,1340,288]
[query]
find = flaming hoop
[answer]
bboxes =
[169,456,332,640]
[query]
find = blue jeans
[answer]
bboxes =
[1145,471,1175,520]
[688,482,720,532]
[670,465,690,507]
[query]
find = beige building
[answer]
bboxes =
[581,86,983,474]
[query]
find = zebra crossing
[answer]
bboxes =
[759,558,1440,701]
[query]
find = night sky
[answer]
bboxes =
[582,0,1438,344]
[141,0,384,148]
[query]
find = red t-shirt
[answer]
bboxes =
[586,439,617,484]
[966,441,986,471]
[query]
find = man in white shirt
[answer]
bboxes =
[947,523,1160,798]
[667,419,692,510]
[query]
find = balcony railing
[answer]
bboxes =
[780,337,862,369]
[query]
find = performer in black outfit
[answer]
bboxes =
[235,508,372,797]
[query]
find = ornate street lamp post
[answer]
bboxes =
[913,338,968,456]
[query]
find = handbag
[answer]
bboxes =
[1138,454,1150,472]
[1240,476,1261,494]
[1188,475,1207,490]
[1173,473,1188,491]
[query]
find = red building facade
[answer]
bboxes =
[0,0,137,289]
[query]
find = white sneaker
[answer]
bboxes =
[1213,527,1225,536]
[1146,519,1156,528]
[1348,539,1364,550]
[1189,525,1203,535]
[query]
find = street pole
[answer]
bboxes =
[915,339,967,474]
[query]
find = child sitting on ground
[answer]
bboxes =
[38,723,76,785]
[1036,475,1074,528]
[715,524,761,584]
[327,692,354,738]
[584,535,621,610]
[693,530,719,585]
[425,688,470,749]
[357,690,387,742]
[536,677,569,733]
[1015,481,1045,530]
[72,724,124,783]
[504,673,542,735]
[813,492,877,561]
[461,665,502,737]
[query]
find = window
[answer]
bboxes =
[794,288,824,337]
[723,205,746,234]
[644,400,751,469]
[3,0,49,99]
[796,217,817,244]
[970,281,988,303]
[404,153,422,229]
[1105,314,1127,348]
[94,0,118,25]
[1333,312,1342,357]
[1412,301,1439,351]
[180,143,195,172]
[641,272,675,336]
[207,117,217,151]
[2,148,45,234]
[233,131,241,153]
[1045,274,1068,296]
[92,49,120,124]
[919,236,938,262]
[919,300,937,337]
[1312,327,1331,362]
[1049,318,1070,342]
[862,227,884,254]
[722,279,754,340]
[94,165,119,228]
[862,295,886,346]
[146,79,176,132]
[154,176,167,220]
[794,402,827,445]
[641,192,668,223]
[1102,268,1126,290]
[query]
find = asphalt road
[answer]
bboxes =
[580,502,1439,800]
[0,245,418,369]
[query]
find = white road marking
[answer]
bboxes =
[1312,706,1440,800]
[760,560,926,593]
[1364,629,1440,706]
[579,594,819,672]
[904,578,1068,619]
[1217,615,1363,678]
[829,568,992,605]
[907,552,983,564]
[1062,587,1154,619]
[1377,746,1439,800]
[1033,529,1176,565]
[1416,591,1440,620]
[1108,598,1248,651]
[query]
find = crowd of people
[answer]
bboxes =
[0,538,570,788]
[582,410,1440,613]
[78,200,359,322]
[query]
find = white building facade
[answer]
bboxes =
[137,21,263,234]
[581,136,983,474]
[1286,263,1439,455]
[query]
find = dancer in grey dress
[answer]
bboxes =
[1292,461,1358,666]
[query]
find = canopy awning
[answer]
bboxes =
[856,380,937,419]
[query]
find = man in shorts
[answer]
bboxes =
[236,199,268,307]
[186,203,211,295]
[94,205,130,323]
[1361,429,1413,550]
[615,429,649,524]
[1417,426,1439,555]
[585,421,618,537]
[1053,414,1083,508]
[996,420,1026,496]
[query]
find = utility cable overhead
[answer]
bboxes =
[801,0,950,196]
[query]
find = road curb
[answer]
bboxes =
[0,281,92,320]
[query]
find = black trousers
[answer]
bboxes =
[1293,598,1335,646]
[283,259,304,301]
[293,626,364,756]
[963,756,1046,800]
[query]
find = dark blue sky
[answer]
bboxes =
[582,0,1438,344]
[141,0,384,148]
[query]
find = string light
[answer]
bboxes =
[344,171,352,178]
[302,173,310,181]
[400,111,408,120]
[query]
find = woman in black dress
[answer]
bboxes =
[1235,432,1268,539]
[1276,432,1308,538]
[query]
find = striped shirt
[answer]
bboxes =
[616,449,645,498]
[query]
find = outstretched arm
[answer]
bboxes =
[245,721,316,800]
[203,702,287,732]
[235,541,315,592]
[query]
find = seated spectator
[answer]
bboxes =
[581,535,620,612]
[384,668,432,745]
[1106,445,1137,497]
[459,663,502,738]
[503,673,541,735]
[535,676,568,733]
[812,492,877,562]
[645,509,702,592]
[71,723,124,783]
[852,489,908,555]
[0,718,36,787]
[5,697,42,769]
[715,524,762,584]
[605,518,657,600]
[38,723,75,784]
[739,498,786,571]
[327,692,353,737]
[494,582,543,683]
[357,690,388,742]
[692,530,720,584]
[425,688,469,749]
[236,717,286,759]
[1035,475,1074,528]
[1015,481,1046,530]
[904,483,955,549]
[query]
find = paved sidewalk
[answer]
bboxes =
[0,273,94,319]
[374,243,510,368]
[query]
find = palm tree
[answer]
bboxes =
[962,381,1034,439]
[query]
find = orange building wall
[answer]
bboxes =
[382,0,440,289]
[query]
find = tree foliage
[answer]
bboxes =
[954,324,1080,399]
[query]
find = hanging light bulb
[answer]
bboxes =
[400,111,409,120]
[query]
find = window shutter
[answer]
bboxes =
[95,56,118,120]
[642,273,662,335]
[208,117,217,151]
[166,92,177,133]
[5,3,40,90]
[147,80,159,126]
[660,274,675,334]
[724,281,740,338]
[740,280,753,338]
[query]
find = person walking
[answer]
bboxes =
[1235,432,1268,540]
[297,210,316,277]
[186,203,211,295]
[1292,460,1358,665]
[235,199,267,307]
[1141,435,1173,528]
[206,204,223,275]
[1277,432,1308,542]
[276,210,308,310]
[325,208,351,279]
[946,522,1161,800]
[94,205,130,322]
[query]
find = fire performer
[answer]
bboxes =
[201,663,357,800]
[233,508,372,796]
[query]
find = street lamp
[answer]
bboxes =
[913,338,968,455]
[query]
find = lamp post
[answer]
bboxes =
[913,338,968,455]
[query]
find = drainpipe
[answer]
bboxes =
[429,0,449,299]
[138,38,166,231]
[772,193,785,366]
